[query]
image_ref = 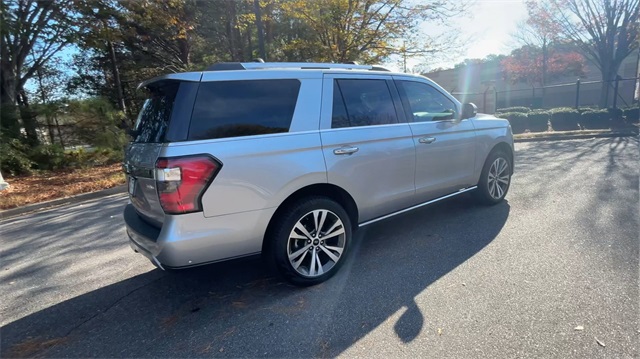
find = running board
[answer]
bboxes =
[358,186,478,227]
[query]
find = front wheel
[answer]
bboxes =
[269,197,352,286]
[474,150,511,205]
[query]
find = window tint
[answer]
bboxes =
[331,83,350,128]
[333,79,398,128]
[189,79,300,140]
[133,82,179,143]
[397,81,458,122]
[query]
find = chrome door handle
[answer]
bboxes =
[333,146,359,155]
[419,137,436,144]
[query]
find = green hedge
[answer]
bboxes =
[497,112,528,134]
[527,111,550,132]
[607,108,623,119]
[496,106,530,114]
[549,107,581,131]
[623,107,639,124]
[580,109,610,130]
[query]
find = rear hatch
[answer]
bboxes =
[124,77,200,227]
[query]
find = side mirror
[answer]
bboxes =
[461,103,477,120]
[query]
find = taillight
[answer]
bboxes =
[155,155,221,214]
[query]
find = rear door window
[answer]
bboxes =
[332,79,398,128]
[189,79,300,140]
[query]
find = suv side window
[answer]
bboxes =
[332,79,398,128]
[189,79,300,140]
[396,80,458,122]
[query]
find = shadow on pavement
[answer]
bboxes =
[1,194,510,358]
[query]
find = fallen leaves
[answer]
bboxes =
[0,164,125,210]
[7,336,69,358]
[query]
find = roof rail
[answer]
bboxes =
[205,62,391,72]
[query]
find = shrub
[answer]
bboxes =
[580,109,610,130]
[607,107,623,120]
[0,139,33,176]
[64,147,124,168]
[527,111,550,132]
[496,112,528,134]
[577,106,598,113]
[496,106,530,114]
[29,144,66,171]
[64,148,92,169]
[549,107,581,131]
[623,107,639,124]
[90,148,124,166]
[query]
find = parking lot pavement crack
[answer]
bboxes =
[63,275,165,337]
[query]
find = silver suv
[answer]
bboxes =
[123,62,513,286]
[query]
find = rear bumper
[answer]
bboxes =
[124,204,164,267]
[123,203,275,268]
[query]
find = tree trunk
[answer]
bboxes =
[254,0,266,60]
[17,87,40,146]
[34,68,56,144]
[105,35,127,114]
[0,66,21,139]
[227,2,239,61]
[54,114,65,149]
[599,65,619,108]
[541,41,548,108]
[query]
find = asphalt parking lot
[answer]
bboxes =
[1,136,638,358]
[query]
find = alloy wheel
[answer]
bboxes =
[488,157,510,200]
[287,209,346,277]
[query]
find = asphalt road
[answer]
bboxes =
[1,136,638,358]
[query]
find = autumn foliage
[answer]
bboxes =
[501,45,586,86]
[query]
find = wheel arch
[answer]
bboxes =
[262,183,359,253]
[489,141,514,175]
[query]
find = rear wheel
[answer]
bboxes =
[269,197,352,286]
[474,150,511,205]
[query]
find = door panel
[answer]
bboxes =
[394,79,477,202]
[320,75,416,223]
[410,120,476,200]
[321,125,416,222]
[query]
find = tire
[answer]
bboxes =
[268,196,352,286]
[474,149,512,205]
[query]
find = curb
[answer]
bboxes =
[0,185,127,220]
[514,130,638,143]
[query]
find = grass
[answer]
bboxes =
[0,164,125,210]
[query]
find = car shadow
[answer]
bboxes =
[1,194,510,358]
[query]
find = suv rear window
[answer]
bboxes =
[188,79,300,140]
[133,82,179,143]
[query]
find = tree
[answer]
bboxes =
[74,0,127,114]
[280,0,468,63]
[530,0,640,107]
[501,45,586,86]
[0,0,75,145]
[30,60,69,146]
[118,0,201,71]
[512,1,565,87]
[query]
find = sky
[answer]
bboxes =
[392,0,529,72]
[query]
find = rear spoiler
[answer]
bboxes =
[137,72,202,90]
